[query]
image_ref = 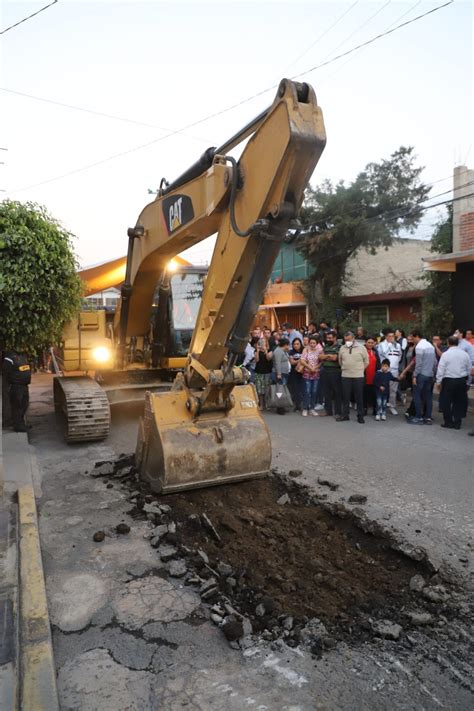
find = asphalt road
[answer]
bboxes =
[27,373,473,710]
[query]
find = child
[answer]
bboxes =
[374,358,399,421]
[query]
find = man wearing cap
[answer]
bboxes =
[337,331,369,424]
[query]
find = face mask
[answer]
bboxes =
[345,340,354,347]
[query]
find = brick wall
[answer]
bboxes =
[460,211,474,251]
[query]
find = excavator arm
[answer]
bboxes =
[133,78,326,493]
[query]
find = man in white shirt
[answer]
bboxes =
[377,331,401,415]
[436,336,472,430]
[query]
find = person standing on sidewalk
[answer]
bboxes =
[364,336,380,417]
[409,330,436,425]
[337,331,368,424]
[377,330,402,415]
[300,335,322,416]
[319,329,342,418]
[436,336,471,430]
[2,350,32,432]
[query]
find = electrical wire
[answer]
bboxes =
[292,0,454,81]
[0,87,212,144]
[318,0,422,86]
[316,0,391,64]
[9,0,455,194]
[0,0,57,35]
[281,0,360,73]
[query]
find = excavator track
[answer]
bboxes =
[54,376,111,443]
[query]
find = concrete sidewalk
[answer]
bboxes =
[0,429,58,711]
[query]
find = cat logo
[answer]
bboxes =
[162,194,194,235]
[169,197,183,231]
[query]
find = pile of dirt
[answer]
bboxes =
[93,456,466,652]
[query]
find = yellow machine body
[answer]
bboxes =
[136,385,270,494]
[61,311,114,372]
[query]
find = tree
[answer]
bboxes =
[422,206,453,337]
[297,146,430,323]
[0,200,82,352]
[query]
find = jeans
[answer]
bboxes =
[376,393,388,416]
[272,372,289,385]
[341,377,364,418]
[303,378,318,410]
[413,374,433,420]
[323,369,342,415]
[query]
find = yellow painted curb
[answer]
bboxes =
[18,485,59,711]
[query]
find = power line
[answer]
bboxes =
[281,0,360,73]
[0,87,211,144]
[292,0,454,80]
[317,0,392,64]
[10,0,454,194]
[318,0,422,86]
[0,0,57,36]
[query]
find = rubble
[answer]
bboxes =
[167,559,187,577]
[371,620,403,640]
[201,513,221,542]
[115,523,130,535]
[92,531,105,542]
[348,494,367,504]
[406,611,433,626]
[116,459,463,656]
[317,477,339,491]
[409,574,426,592]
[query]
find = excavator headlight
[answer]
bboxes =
[167,259,179,273]
[92,346,111,363]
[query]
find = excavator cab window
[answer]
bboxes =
[151,267,207,359]
[169,269,206,356]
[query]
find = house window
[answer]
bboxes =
[270,245,309,282]
[360,305,389,328]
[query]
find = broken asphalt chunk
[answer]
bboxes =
[201,513,221,542]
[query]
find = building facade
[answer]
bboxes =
[257,238,430,330]
[423,165,474,328]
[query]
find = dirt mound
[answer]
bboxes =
[92,455,468,653]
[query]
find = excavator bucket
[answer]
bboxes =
[136,385,271,494]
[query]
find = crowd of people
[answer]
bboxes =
[241,321,474,435]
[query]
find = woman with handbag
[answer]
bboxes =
[300,335,323,416]
[271,338,292,415]
[288,337,304,412]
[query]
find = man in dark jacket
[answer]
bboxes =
[3,351,32,432]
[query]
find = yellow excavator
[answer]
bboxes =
[56,78,326,492]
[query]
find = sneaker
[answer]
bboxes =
[408,417,424,425]
[390,407,398,416]
[423,418,433,425]
[357,416,365,424]
[375,415,381,421]
[317,410,328,417]
[336,416,349,422]
[314,404,324,411]
[381,414,386,421]
[310,409,318,416]
[302,410,308,417]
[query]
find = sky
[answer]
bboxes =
[1,0,472,268]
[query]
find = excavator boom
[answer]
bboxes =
[129,79,326,493]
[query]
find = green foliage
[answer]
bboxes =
[422,206,453,337]
[0,200,82,351]
[297,146,429,322]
